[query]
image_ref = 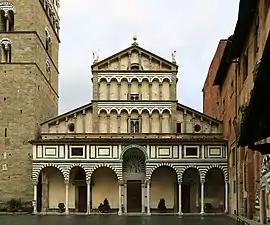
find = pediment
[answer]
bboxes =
[91,42,178,71]
[40,103,93,126]
[177,103,223,133]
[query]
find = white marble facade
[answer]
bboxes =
[31,40,228,215]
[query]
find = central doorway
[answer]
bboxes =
[127,180,141,212]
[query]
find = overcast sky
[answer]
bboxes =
[58,0,240,114]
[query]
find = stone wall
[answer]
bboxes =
[0,0,59,203]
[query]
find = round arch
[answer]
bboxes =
[90,164,121,181]
[204,165,228,182]
[147,163,180,181]
[67,164,91,181]
[109,108,119,115]
[120,144,148,160]
[180,166,201,183]
[0,1,16,15]
[98,77,108,83]
[33,163,66,183]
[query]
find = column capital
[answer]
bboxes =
[118,180,124,185]
[32,180,38,186]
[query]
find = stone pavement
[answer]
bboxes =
[0,215,236,225]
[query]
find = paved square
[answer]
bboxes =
[0,215,236,225]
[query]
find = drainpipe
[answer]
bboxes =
[234,59,240,216]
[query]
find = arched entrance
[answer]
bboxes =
[69,167,87,212]
[122,147,146,213]
[204,168,225,213]
[182,168,200,213]
[91,167,118,212]
[36,166,65,212]
[150,166,178,213]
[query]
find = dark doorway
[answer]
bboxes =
[78,186,87,212]
[127,180,141,212]
[182,185,190,213]
[37,174,42,212]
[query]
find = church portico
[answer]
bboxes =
[32,144,228,216]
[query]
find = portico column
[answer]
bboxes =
[225,181,228,213]
[141,183,145,213]
[87,180,91,215]
[118,182,122,215]
[65,181,69,215]
[178,182,182,215]
[200,181,204,214]
[147,181,151,215]
[33,183,37,214]
[124,183,127,213]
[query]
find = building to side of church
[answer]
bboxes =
[30,39,229,215]
[0,0,60,208]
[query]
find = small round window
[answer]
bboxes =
[68,123,75,132]
[194,124,201,132]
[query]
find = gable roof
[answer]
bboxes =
[177,103,222,124]
[40,102,93,125]
[91,43,178,70]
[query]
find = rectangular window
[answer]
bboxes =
[243,49,249,82]
[130,94,140,101]
[184,146,199,157]
[233,180,236,193]
[176,123,181,133]
[130,119,140,133]
[4,128,7,137]
[71,147,84,156]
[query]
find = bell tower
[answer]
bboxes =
[0,0,60,203]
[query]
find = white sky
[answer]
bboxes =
[58,0,240,114]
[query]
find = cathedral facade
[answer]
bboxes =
[30,38,228,215]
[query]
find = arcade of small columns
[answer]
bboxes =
[32,165,229,215]
[97,77,172,101]
[98,109,171,133]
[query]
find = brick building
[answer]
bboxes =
[203,0,270,221]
